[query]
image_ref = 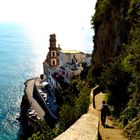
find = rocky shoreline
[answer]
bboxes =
[18,78,39,139]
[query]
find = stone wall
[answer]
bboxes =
[54,114,99,140]
[54,87,99,140]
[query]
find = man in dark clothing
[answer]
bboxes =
[100,100,110,127]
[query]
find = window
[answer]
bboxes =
[51,59,56,66]
[51,51,56,57]
[53,60,55,65]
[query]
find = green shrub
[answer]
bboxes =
[58,79,90,130]
[123,118,140,140]
[91,0,110,28]
[28,121,63,140]
[120,106,139,126]
[100,62,132,116]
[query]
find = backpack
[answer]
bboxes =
[101,104,110,115]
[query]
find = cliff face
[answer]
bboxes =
[90,1,140,139]
[91,0,129,68]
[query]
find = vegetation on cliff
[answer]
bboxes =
[91,0,140,139]
[22,68,91,140]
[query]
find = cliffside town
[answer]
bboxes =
[20,34,92,138]
[18,0,140,139]
[43,34,91,88]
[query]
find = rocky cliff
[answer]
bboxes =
[91,0,140,139]
[91,0,129,68]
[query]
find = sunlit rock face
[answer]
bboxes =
[91,0,130,69]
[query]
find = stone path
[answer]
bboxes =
[94,92,128,140]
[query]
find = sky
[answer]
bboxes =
[0,0,96,53]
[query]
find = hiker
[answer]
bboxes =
[100,100,110,127]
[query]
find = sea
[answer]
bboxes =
[0,23,46,140]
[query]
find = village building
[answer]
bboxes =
[59,50,86,67]
[24,34,91,128]
[43,34,91,85]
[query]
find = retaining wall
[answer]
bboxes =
[54,87,100,140]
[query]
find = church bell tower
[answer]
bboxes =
[48,34,59,67]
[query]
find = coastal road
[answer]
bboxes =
[26,79,45,120]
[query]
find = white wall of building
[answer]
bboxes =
[60,50,86,66]
[59,51,64,67]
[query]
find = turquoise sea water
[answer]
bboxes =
[0,23,45,140]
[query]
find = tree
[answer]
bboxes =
[100,62,132,116]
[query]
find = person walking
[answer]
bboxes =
[100,100,110,127]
